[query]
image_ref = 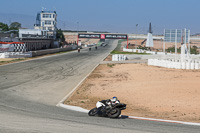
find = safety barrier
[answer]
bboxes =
[123,47,169,55]
[148,59,200,70]
[112,54,127,61]
[0,45,78,58]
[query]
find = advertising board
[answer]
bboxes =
[78,34,127,39]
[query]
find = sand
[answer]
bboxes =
[65,63,200,123]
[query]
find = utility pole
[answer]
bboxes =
[77,22,79,45]
[163,29,165,52]
[188,29,190,55]
[135,24,138,49]
[63,22,66,30]
[175,29,177,54]
[77,22,79,33]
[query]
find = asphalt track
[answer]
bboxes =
[0,40,199,133]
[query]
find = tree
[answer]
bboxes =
[56,29,65,42]
[0,22,9,31]
[190,46,198,54]
[9,22,21,30]
[56,29,66,47]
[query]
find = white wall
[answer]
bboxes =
[19,29,42,38]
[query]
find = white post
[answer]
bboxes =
[163,42,165,53]
[191,60,195,69]
[195,61,199,69]
[181,43,186,63]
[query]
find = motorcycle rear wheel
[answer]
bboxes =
[108,108,121,118]
[88,108,98,116]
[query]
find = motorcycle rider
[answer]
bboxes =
[96,97,119,115]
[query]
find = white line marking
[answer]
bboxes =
[59,103,89,113]
[128,116,200,126]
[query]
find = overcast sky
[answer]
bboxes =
[0,0,199,34]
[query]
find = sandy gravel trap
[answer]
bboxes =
[65,63,200,123]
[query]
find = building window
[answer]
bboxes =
[43,14,51,18]
[48,27,52,30]
[45,20,51,25]
[42,22,45,26]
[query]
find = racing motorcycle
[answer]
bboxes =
[88,102,126,118]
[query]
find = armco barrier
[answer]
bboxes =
[31,46,77,57]
[0,45,78,58]
[0,53,5,58]
[32,48,60,57]
[1,52,32,58]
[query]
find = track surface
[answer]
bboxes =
[0,40,199,133]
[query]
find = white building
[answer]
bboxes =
[19,29,47,38]
[34,11,57,39]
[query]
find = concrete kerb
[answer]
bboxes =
[128,116,200,126]
[58,103,200,126]
[59,103,200,126]
[59,103,89,113]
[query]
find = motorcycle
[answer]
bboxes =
[88,102,126,118]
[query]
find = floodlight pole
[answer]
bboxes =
[127,35,129,49]
[163,41,165,53]
[175,29,177,54]
[135,24,138,49]
[163,29,165,52]
[77,22,79,46]
[184,28,187,55]
[188,29,190,55]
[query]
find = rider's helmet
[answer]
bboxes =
[111,96,118,102]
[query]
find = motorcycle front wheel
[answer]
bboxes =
[88,108,98,116]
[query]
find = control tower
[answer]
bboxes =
[34,10,57,40]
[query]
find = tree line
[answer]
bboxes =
[0,22,21,34]
[0,21,65,45]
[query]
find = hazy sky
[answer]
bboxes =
[0,0,199,34]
